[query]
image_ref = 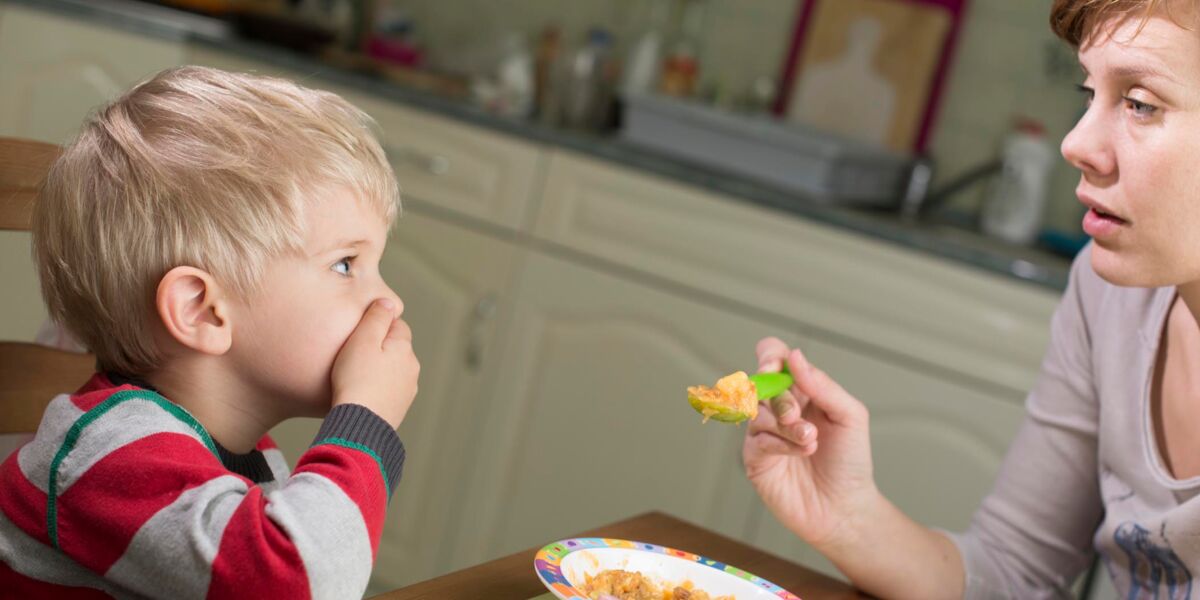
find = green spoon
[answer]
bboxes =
[687,368,794,424]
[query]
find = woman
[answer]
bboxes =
[745,1,1200,597]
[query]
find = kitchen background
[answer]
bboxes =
[397,0,1085,235]
[0,0,1115,598]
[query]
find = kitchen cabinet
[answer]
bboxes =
[340,92,546,232]
[0,3,185,145]
[533,150,1058,400]
[446,250,779,569]
[372,210,521,591]
[0,3,185,342]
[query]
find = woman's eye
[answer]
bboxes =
[1076,84,1094,107]
[1125,97,1158,117]
[332,257,353,276]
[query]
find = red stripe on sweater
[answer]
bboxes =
[206,486,310,600]
[55,432,234,574]
[0,561,113,599]
[0,450,50,546]
[294,444,387,558]
[70,373,140,412]
[255,435,278,452]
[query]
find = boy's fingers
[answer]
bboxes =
[756,337,790,372]
[383,317,413,349]
[352,299,396,343]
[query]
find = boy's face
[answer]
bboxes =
[230,189,400,417]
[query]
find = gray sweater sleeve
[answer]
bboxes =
[949,246,1105,599]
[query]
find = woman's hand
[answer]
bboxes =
[743,337,880,550]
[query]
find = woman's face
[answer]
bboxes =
[1062,10,1200,287]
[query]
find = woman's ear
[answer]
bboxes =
[155,266,233,356]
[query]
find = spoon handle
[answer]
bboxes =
[749,370,794,401]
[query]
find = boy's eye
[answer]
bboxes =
[332,257,354,276]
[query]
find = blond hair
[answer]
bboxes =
[1050,0,1192,47]
[33,66,400,376]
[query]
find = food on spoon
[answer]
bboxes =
[687,371,759,424]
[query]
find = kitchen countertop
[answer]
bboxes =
[12,0,1073,291]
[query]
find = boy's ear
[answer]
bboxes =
[155,266,233,356]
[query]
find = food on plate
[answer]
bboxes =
[582,569,735,600]
[687,371,759,424]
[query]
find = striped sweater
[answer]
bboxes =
[0,373,405,599]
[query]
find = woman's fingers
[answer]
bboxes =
[756,336,791,373]
[750,400,818,448]
[769,389,811,426]
[787,349,867,428]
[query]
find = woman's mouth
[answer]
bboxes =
[1082,207,1128,238]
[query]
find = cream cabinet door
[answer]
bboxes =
[0,4,185,144]
[449,251,788,569]
[746,333,1027,579]
[0,4,184,341]
[269,210,521,593]
[534,149,1060,399]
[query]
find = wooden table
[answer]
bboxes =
[370,511,866,599]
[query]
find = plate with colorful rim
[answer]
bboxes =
[534,537,802,599]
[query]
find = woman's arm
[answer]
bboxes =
[747,246,1102,599]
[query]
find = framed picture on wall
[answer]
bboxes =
[772,0,967,154]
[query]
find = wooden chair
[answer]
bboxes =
[0,137,95,436]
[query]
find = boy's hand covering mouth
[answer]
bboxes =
[331,298,421,429]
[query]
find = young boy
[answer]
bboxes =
[0,66,420,598]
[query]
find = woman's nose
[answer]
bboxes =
[1061,108,1116,178]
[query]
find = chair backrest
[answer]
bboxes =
[0,137,61,231]
[0,136,94,435]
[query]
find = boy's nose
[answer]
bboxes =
[378,287,403,316]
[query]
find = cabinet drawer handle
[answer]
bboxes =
[385,144,451,176]
[465,294,497,371]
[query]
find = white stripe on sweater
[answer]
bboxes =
[17,395,83,494]
[0,506,130,598]
[260,447,291,493]
[104,474,247,599]
[54,396,212,494]
[265,471,373,600]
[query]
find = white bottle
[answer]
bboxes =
[496,33,535,118]
[981,119,1055,245]
[621,0,668,98]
